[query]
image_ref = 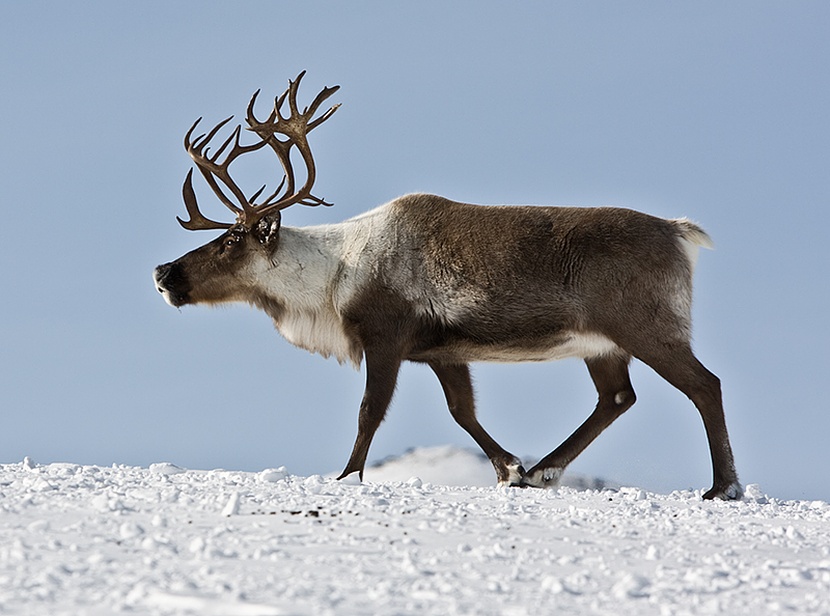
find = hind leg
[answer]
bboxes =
[635,342,741,500]
[524,353,636,488]
[430,361,525,486]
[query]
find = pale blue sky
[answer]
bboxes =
[2,2,828,500]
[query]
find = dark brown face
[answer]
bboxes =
[154,218,280,308]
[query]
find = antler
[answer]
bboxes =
[177,72,341,232]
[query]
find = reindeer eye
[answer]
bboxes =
[219,233,242,254]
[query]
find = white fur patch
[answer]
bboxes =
[455,331,621,363]
[497,460,526,487]
[560,332,621,359]
[251,207,394,368]
[277,308,356,366]
[673,218,713,274]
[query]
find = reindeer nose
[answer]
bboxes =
[154,262,190,307]
[154,263,173,293]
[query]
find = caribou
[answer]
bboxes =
[154,72,741,500]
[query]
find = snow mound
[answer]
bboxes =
[363,445,618,490]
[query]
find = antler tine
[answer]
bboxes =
[254,176,288,206]
[285,70,305,121]
[207,124,243,164]
[177,169,233,231]
[306,87,341,131]
[309,100,341,132]
[245,89,278,136]
[188,115,234,157]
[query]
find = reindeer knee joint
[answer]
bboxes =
[613,389,636,408]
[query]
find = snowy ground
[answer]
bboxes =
[2,448,829,615]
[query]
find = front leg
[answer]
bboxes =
[337,348,402,481]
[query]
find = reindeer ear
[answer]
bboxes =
[254,212,282,247]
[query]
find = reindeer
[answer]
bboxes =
[154,72,742,500]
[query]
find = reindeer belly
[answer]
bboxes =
[412,330,621,363]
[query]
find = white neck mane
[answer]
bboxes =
[252,207,390,367]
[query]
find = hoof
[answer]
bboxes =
[336,466,364,482]
[495,458,527,487]
[703,481,743,501]
[521,467,563,489]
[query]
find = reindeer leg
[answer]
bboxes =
[337,349,402,481]
[524,354,636,488]
[634,343,742,500]
[429,361,525,486]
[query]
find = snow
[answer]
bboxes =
[2,450,830,615]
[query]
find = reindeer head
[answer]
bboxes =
[154,72,340,308]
